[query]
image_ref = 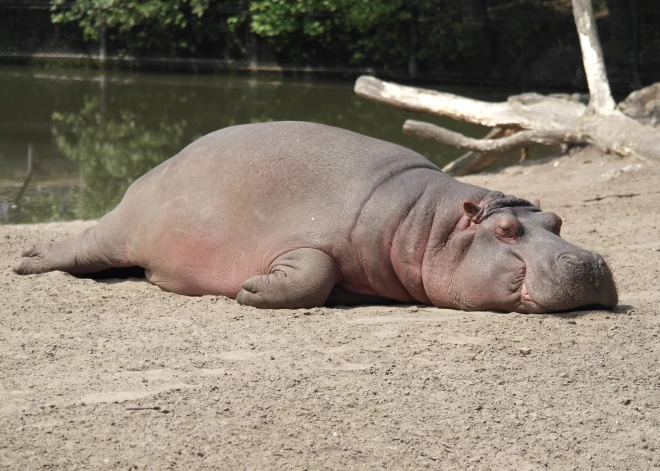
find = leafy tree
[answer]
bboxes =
[241,0,405,38]
[228,0,411,66]
[50,0,216,52]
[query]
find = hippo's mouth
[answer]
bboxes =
[521,282,533,302]
[511,254,541,312]
[513,255,546,313]
[519,281,547,313]
[506,252,549,313]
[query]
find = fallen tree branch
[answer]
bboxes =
[355,76,584,130]
[403,120,578,152]
[442,151,503,176]
[356,75,660,162]
[435,128,534,175]
[440,127,508,176]
[402,120,585,176]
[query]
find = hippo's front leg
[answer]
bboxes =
[237,248,337,309]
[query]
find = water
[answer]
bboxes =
[0,66,539,224]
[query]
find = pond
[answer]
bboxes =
[0,66,541,224]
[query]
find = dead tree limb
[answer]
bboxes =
[355,77,583,130]
[426,128,530,176]
[438,127,508,176]
[403,120,575,152]
[354,0,660,175]
[402,120,583,176]
[355,76,659,160]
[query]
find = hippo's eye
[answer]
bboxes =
[495,217,522,241]
[496,226,517,239]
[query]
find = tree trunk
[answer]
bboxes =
[572,0,616,112]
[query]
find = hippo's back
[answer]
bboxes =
[125,122,441,295]
[181,121,438,195]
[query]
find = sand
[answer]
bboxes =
[1,148,659,470]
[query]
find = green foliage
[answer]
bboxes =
[243,0,405,37]
[229,0,410,66]
[48,0,476,70]
[225,0,478,69]
[415,0,467,62]
[50,0,213,51]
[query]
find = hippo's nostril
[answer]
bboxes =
[558,253,584,265]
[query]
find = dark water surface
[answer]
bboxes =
[1,66,536,224]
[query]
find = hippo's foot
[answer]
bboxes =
[13,221,130,277]
[12,245,54,275]
[236,248,337,309]
[13,239,96,276]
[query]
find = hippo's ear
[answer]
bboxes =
[533,199,542,210]
[463,201,481,221]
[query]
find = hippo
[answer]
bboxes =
[13,121,617,313]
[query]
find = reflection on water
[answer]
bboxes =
[51,96,190,219]
[0,66,535,224]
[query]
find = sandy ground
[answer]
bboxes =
[1,148,659,470]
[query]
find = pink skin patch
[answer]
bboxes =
[521,282,533,302]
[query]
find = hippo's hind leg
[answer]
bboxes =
[12,212,131,276]
[237,248,337,309]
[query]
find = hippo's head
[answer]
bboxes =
[426,192,618,313]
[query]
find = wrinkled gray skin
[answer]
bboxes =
[13,122,618,313]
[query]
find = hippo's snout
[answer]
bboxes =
[529,249,618,311]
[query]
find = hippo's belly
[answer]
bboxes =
[130,180,353,297]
